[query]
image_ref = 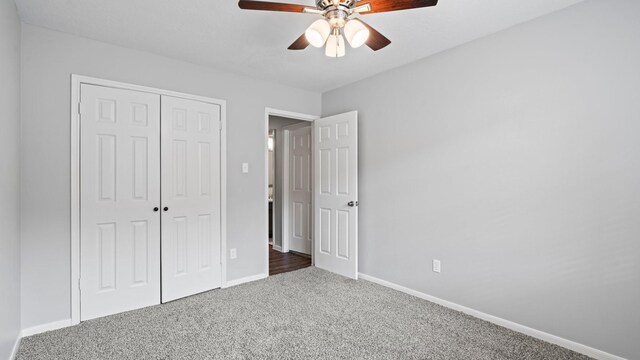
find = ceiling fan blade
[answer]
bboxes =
[288,33,310,50]
[238,0,310,13]
[357,0,438,14]
[357,19,391,51]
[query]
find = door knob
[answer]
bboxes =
[153,207,159,212]
[347,201,358,207]
[163,207,169,212]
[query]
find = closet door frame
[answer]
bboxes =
[70,75,227,326]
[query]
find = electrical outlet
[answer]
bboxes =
[242,163,249,173]
[230,248,237,259]
[432,259,441,273]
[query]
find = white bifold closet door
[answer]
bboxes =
[80,85,222,320]
[160,96,222,302]
[80,84,162,320]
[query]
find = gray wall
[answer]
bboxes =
[0,0,21,358]
[268,116,308,249]
[322,0,640,358]
[20,24,321,329]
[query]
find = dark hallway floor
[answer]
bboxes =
[269,244,311,275]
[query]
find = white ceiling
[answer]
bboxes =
[15,0,583,92]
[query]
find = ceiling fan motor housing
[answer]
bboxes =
[327,9,349,28]
[316,0,355,29]
[315,0,357,10]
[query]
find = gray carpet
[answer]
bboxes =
[17,267,591,359]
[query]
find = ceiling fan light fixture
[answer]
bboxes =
[305,19,331,48]
[239,0,442,56]
[344,19,370,48]
[325,32,346,58]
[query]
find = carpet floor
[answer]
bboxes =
[17,267,591,359]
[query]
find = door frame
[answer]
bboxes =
[281,122,313,255]
[268,129,276,249]
[264,108,318,275]
[71,75,228,325]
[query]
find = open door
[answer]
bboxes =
[313,111,358,279]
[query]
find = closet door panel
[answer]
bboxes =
[161,96,222,302]
[80,84,161,320]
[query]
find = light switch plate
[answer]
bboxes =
[433,259,441,273]
[242,163,249,173]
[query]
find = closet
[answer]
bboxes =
[79,83,222,321]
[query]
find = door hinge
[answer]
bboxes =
[78,278,82,291]
[219,120,222,131]
[77,102,82,115]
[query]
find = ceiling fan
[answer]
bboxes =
[238,0,438,58]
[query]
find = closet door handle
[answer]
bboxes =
[153,207,159,212]
[163,207,169,212]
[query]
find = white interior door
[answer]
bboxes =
[313,111,359,279]
[289,126,312,255]
[80,84,161,320]
[161,95,222,302]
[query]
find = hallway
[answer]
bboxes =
[269,245,311,276]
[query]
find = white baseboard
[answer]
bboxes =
[9,336,20,360]
[21,319,72,338]
[223,273,268,288]
[19,274,268,339]
[358,273,626,360]
[272,245,283,252]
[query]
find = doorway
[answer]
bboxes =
[264,109,360,279]
[265,109,317,276]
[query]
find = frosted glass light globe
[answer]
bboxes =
[325,34,346,58]
[305,19,331,48]
[344,19,369,48]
